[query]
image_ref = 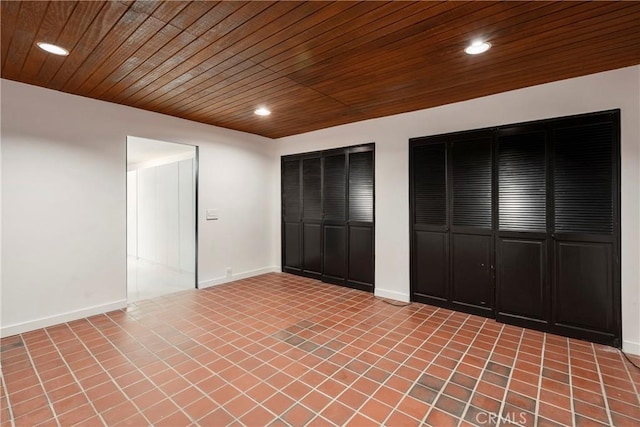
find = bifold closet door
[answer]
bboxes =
[322,152,347,283]
[411,141,448,304]
[552,115,619,345]
[450,132,494,315]
[411,110,620,347]
[282,159,301,273]
[410,130,494,315]
[283,145,375,292]
[302,157,322,278]
[496,126,549,328]
[347,149,374,291]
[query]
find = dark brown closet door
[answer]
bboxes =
[282,159,301,273]
[552,115,619,345]
[450,131,494,315]
[302,157,322,278]
[322,152,347,283]
[496,126,548,328]
[347,148,374,291]
[411,141,448,304]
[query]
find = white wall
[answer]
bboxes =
[272,66,640,355]
[1,79,277,336]
[126,171,137,257]
[131,155,195,273]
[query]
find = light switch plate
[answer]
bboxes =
[206,209,219,220]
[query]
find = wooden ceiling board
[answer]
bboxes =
[326,4,637,106]
[267,2,464,76]
[18,1,77,82]
[45,2,130,89]
[0,1,20,66]
[109,2,283,104]
[32,1,107,86]
[3,1,49,78]
[155,2,426,112]
[130,1,334,107]
[286,2,582,90]
[2,1,638,139]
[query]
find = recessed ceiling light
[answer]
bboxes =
[37,42,69,56]
[254,107,271,116]
[464,40,491,55]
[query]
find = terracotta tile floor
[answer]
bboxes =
[1,273,639,427]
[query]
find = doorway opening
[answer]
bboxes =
[126,136,198,302]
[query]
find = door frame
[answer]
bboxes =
[125,137,199,297]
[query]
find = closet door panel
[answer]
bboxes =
[323,225,346,280]
[498,130,546,232]
[348,226,373,288]
[302,157,322,277]
[413,231,447,300]
[347,149,374,288]
[284,222,301,270]
[450,132,494,313]
[497,238,546,322]
[452,234,492,311]
[496,127,547,326]
[451,137,492,229]
[411,141,448,303]
[302,158,322,221]
[555,241,613,333]
[282,158,302,272]
[323,153,346,221]
[554,122,613,234]
[552,115,618,344]
[303,224,322,275]
[413,143,447,227]
[348,150,374,223]
[282,160,301,221]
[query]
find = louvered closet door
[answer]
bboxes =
[302,157,322,278]
[450,131,494,315]
[322,152,347,283]
[282,159,301,273]
[347,148,374,291]
[552,114,619,344]
[411,141,448,304]
[496,126,549,327]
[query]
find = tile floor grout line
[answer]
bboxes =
[567,337,576,427]
[617,346,640,417]
[77,317,166,426]
[223,295,395,424]
[1,366,17,427]
[338,306,458,427]
[457,320,507,427]
[42,327,109,427]
[97,314,233,426]
[458,318,493,426]
[381,310,474,426]
[494,327,525,427]
[3,273,639,427]
[266,301,447,426]
[253,302,451,426]
[18,333,62,427]
[157,288,389,425]
[533,331,547,426]
[591,344,614,427]
[448,316,495,427]
[378,308,463,424]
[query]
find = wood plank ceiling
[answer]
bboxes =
[2,1,639,138]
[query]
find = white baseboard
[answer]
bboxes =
[622,339,640,356]
[1,299,127,338]
[198,266,280,289]
[375,288,410,303]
